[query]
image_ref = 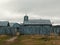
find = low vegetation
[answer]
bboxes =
[0,34,60,45]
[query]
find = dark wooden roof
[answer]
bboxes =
[24,19,51,25]
[0,21,9,26]
[13,23,20,27]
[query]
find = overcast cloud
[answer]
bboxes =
[0,0,60,24]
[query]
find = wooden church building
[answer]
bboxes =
[20,15,52,35]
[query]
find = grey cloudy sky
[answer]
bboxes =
[0,0,60,24]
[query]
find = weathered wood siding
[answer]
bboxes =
[0,27,17,35]
[19,25,52,35]
[53,26,60,35]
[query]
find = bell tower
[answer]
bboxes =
[23,9,28,23]
[24,15,28,22]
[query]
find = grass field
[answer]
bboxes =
[0,35,60,45]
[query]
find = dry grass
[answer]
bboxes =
[1,34,60,45]
[17,35,60,45]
